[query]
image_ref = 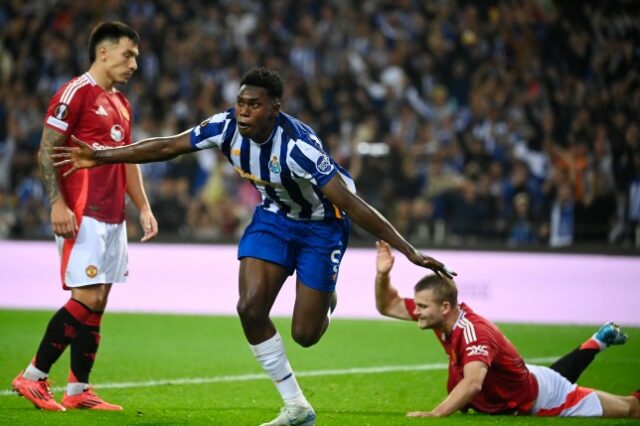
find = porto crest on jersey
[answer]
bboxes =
[268,155,281,174]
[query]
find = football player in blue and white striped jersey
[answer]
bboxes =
[54,67,455,426]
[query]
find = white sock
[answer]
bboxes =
[590,335,608,351]
[250,331,309,406]
[66,382,88,396]
[23,364,48,381]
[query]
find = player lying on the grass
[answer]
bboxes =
[374,240,639,418]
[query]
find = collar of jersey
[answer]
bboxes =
[249,113,280,146]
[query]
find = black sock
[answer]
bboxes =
[70,311,103,383]
[549,347,598,383]
[34,299,92,373]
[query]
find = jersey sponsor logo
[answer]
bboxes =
[316,154,332,174]
[268,155,281,174]
[95,105,108,116]
[85,265,98,278]
[465,344,489,357]
[110,124,125,142]
[234,166,281,188]
[91,142,116,150]
[54,103,69,120]
[231,148,241,156]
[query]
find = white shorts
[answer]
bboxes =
[527,364,603,417]
[56,216,128,288]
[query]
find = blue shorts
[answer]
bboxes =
[238,207,351,292]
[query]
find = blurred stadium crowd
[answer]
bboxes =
[0,0,638,249]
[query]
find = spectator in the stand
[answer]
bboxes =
[627,150,640,247]
[186,198,221,241]
[0,189,17,238]
[392,154,425,237]
[502,160,539,221]
[575,169,616,243]
[549,180,575,248]
[151,177,189,236]
[14,168,51,238]
[445,179,494,244]
[507,192,539,246]
[0,114,16,192]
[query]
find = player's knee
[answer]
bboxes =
[291,327,321,348]
[236,299,268,324]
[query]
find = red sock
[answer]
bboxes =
[579,338,603,351]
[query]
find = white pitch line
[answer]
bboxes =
[1,356,558,397]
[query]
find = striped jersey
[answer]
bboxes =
[190,109,355,220]
[44,72,131,223]
[404,300,538,414]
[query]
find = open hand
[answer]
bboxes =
[51,135,99,177]
[376,241,395,274]
[407,249,457,279]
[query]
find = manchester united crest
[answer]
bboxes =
[85,265,98,278]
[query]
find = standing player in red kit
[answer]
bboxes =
[12,21,157,411]
[374,240,639,419]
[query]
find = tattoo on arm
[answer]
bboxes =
[38,128,67,204]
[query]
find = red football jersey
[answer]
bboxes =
[44,72,131,223]
[404,300,538,414]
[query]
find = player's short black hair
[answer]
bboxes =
[414,275,458,307]
[89,21,139,63]
[240,67,284,101]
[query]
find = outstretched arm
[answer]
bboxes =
[375,241,414,320]
[321,174,455,278]
[407,361,488,417]
[52,129,194,176]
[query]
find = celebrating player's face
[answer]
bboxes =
[235,85,279,143]
[413,289,445,330]
[103,37,138,84]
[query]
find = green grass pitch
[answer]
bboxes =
[0,310,638,425]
